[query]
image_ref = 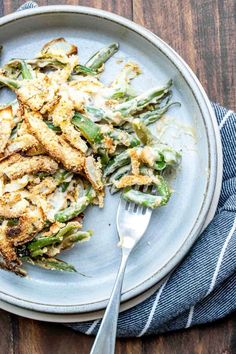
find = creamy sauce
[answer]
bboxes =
[156,114,197,152]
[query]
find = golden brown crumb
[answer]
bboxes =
[29,177,57,196]
[11,208,45,246]
[0,221,21,269]
[139,146,155,166]
[0,106,14,154]
[129,148,141,175]
[0,153,22,168]
[84,156,103,191]
[0,198,29,218]
[51,97,88,153]
[41,221,66,237]
[96,189,105,208]
[39,38,78,58]
[0,226,19,265]
[17,75,59,114]
[6,133,39,155]
[26,144,47,156]
[0,154,58,180]
[103,136,116,154]
[114,175,153,189]
[25,111,85,172]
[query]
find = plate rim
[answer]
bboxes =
[0,5,221,313]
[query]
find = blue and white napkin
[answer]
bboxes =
[10,2,236,337]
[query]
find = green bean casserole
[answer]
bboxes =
[0,38,181,275]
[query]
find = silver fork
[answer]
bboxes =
[89,193,152,354]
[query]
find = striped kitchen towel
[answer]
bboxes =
[15,2,236,337]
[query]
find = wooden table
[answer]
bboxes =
[0,1,235,353]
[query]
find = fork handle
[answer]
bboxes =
[89,252,129,354]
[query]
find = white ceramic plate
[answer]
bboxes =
[0,6,222,314]
[0,276,167,322]
[0,128,222,323]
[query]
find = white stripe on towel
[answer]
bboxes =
[185,305,195,328]
[206,215,236,296]
[85,319,99,335]
[186,215,236,328]
[219,110,234,130]
[137,278,168,337]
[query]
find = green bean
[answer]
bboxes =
[54,197,89,223]
[109,62,140,98]
[164,90,173,105]
[56,222,80,238]
[85,106,115,124]
[28,223,92,259]
[156,175,172,205]
[20,60,34,80]
[98,149,109,165]
[29,225,90,258]
[55,187,96,223]
[29,249,45,257]
[31,230,92,257]
[60,230,93,250]
[108,128,140,147]
[27,58,65,69]
[73,64,97,76]
[152,144,181,168]
[85,42,119,71]
[85,106,105,122]
[122,188,162,208]
[54,169,73,191]
[115,80,172,117]
[132,120,156,145]
[108,164,132,184]
[104,150,130,177]
[3,59,34,80]
[25,256,77,272]
[122,176,171,208]
[45,121,62,133]
[28,223,79,255]
[154,159,166,171]
[108,164,131,194]
[72,112,103,146]
[139,102,181,126]
[104,141,180,176]
[0,75,21,90]
[54,169,73,184]
[28,235,62,255]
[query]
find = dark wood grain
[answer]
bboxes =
[0,309,14,354]
[133,0,236,110]
[142,316,235,354]
[0,0,235,353]
[3,0,132,18]
[7,313,236,354]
